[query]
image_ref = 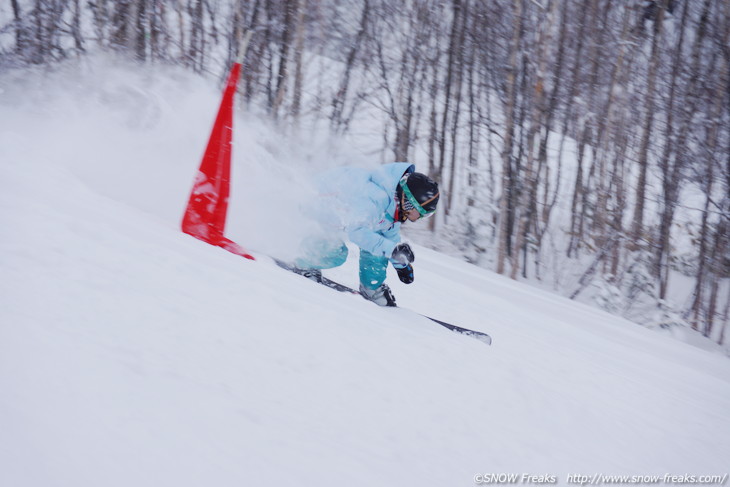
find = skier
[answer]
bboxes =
[291,162,440,307]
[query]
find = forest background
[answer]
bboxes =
[2,0,728,345]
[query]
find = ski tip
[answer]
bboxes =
[463,330,492,345]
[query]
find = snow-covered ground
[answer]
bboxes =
[1,58,729,486]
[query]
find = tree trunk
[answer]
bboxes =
[11,0,26,53]
[134,0,147,61]
[446,0,469,216]
[511,0,557,280]
[291,0,307,123]
[496,0,523,276]
[330,0,370,132]
[272,0,298,119]
[436,0,463,186]
[656,0,694,299]
[630,0,665,245]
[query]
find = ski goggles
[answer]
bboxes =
[399,178,438,219]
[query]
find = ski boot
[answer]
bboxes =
[359,283,397,307]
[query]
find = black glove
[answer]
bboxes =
[391,244,415,284]
[395,264,414,284]
[391,243,415,267]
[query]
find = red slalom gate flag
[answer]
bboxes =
[181,62,254,260]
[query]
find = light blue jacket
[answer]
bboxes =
[312,162,415,259]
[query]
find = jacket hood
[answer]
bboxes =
[370,162,414,196]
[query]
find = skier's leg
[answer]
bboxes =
[295,235,348,270]
[358,250,396,306]
[359,249,389,290]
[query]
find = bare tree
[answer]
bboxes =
[630,0,666,245]
[510,0,558,280]
[496,0,524,276]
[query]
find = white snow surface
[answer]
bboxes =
[1,58,729,486]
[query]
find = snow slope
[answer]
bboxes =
[1,58,729,487]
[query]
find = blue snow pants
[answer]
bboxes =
[295,236,389,290]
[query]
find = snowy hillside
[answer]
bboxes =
[1,58,729,486]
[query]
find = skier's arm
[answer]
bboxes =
[347,225,399,258]
[345,187,405,259]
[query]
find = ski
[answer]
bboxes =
[274,259,492,345]
[420,315,492,345]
